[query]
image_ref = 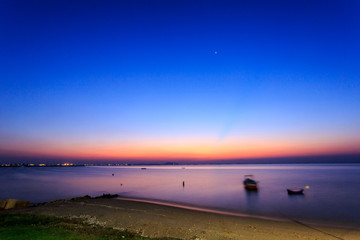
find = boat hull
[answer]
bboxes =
[287,189,304,195]
[243,178,258,190]
[244,184,258,190]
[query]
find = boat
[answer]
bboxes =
[243,175,258,190]
[141,168,146,170]
[287,188,304,195]
[287,186,309,195]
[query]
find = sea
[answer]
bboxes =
[1,164,359,229]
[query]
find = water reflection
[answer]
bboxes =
[287,192,306,200]
[1,164,360,228]
[245,189,259,213]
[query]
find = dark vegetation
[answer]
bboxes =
[0,213,177,240]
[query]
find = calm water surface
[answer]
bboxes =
[1,164,359,228]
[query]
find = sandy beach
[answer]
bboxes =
[3,197,359,240]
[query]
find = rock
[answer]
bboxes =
[69,195,92,201]
[3,199,30,210]
[0,199,6,209]
[48,199,65,204]
[94,193,119,199]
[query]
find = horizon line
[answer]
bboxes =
[1,152,360,164]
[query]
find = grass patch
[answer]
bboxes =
[0,213,175,240]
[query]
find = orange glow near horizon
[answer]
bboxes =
[1,134,360,161]
[2,0,360,165]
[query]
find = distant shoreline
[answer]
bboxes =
[1,153,360,166]
[2,161,360,168]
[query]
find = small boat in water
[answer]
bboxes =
[287,186,309,195]
[243,175,258,190]
[287,188,304,195]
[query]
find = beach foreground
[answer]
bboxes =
[4,198,360,240]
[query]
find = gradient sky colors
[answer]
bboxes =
[1,0,360,162]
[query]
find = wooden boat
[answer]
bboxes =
[243,175,258,190]
[287,188,304,195]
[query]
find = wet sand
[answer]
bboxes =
[7,198,360,240]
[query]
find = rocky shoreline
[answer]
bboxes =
[0,194,118,210]
[0,199,30,210]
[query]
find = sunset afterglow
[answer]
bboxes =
[1,0,360,163]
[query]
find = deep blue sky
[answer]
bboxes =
[1,0,360,161]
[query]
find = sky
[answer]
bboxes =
[1,0,360,163]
